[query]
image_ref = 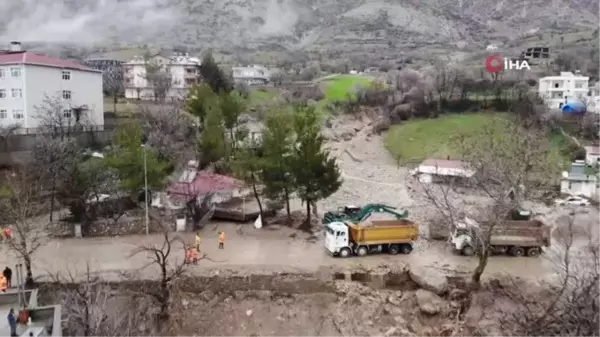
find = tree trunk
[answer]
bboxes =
[305,199,311,225]
[49,173,56,222]
[284,186,291,218]
[251,176,266,225]
[24,255,34,288]
[113,95,118,115]
[471,247,490,286]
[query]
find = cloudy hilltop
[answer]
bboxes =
[0,0,597,56]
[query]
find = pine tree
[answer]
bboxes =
[289,105,342,224]
[200,52,232,94]
[262,110,295,218]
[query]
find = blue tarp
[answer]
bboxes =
[562,102,586,114]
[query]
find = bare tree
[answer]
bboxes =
[34,94,89,138]
[416,116,561,286]
[103,65,125,114]
[138,104,197,166]
[49,264,157,336]
[0,170,47,286]
[144,58,172,102]
[129,217,189,330]
[497,212,599,336]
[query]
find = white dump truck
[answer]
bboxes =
[324,219,419,257]
[451,217,551,257]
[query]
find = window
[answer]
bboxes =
[62,90,71,100]
[11,89,22,98]
[12,109,23,119]
[63,109,72,118]
[62,71,71,80]
[0,89,5,98]
[0,110,6,119]
[0,68,5,79]
[10,67,21,78]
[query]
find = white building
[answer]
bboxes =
[560,160,599,199]
[585,145,600,165]
[232,65,269,86]
[123,53,200,100]
[538,71,590,110]
[0,42,104,133]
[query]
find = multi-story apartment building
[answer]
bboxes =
[538,71,590,109]
[0,42,104,133]
[232,65,270,86]
[123,53,201,100]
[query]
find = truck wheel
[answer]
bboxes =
[388,245,400,255]
[462,246,475,256]
[339,248,351,258]
[526,247,541,257]
[400,244,413,254]
[357,246,368,257]
[509,246,525,257]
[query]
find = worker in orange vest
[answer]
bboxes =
[185,246,200,264]
[3,227,12,240]
[0,275,7,293]
[218,231,225,249]
[195,232,201,251]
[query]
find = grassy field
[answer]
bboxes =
[384,113,570,166]
[322,75,373,101]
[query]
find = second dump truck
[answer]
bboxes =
[325,220,419,257]
[451,219,551,257]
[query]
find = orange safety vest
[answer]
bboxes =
[218,232,225,243]
[0,276,7,291]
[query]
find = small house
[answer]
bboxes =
[584,145,600,165]
[411,158,475,183]
[560,160,599,199]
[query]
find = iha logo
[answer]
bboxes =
[485,55,530,73]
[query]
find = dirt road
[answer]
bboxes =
[0,221,556,282]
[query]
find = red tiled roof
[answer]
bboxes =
[0,51,100,72]
[168,171,245,202]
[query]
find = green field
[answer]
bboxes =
[322,75,373,101]
[384,113,570,166]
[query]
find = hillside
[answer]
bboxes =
[0,0,597,60]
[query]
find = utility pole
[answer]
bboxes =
[143,145,149,235]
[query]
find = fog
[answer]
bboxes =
[0,0,302,47]
[0,0,184,45]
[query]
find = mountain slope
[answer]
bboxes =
[0,0,597,54]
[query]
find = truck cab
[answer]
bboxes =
[324,222,352,257]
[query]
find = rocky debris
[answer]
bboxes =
[415,289,448,315]
[339,128,356,141]
[238,113,253,124]
[409,266,449,295]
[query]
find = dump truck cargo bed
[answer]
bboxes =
[348,220,419,245]
[485,220,551,247]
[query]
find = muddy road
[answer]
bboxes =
[0,222,557,281]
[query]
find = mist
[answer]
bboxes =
[0,0,182,45]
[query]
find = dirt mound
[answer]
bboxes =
[175,267,473,336]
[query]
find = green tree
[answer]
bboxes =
[198,96,227,167]
[262,109,295,218]
[232,141,267,224]
[289,105,342,224]
[105,123,170,193]
[200,52,232,94]
[186,83,216,124]
[219,91,246,153]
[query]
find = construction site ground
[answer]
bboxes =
[3,117,598,335]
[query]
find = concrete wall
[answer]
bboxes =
[0,129,114,166]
